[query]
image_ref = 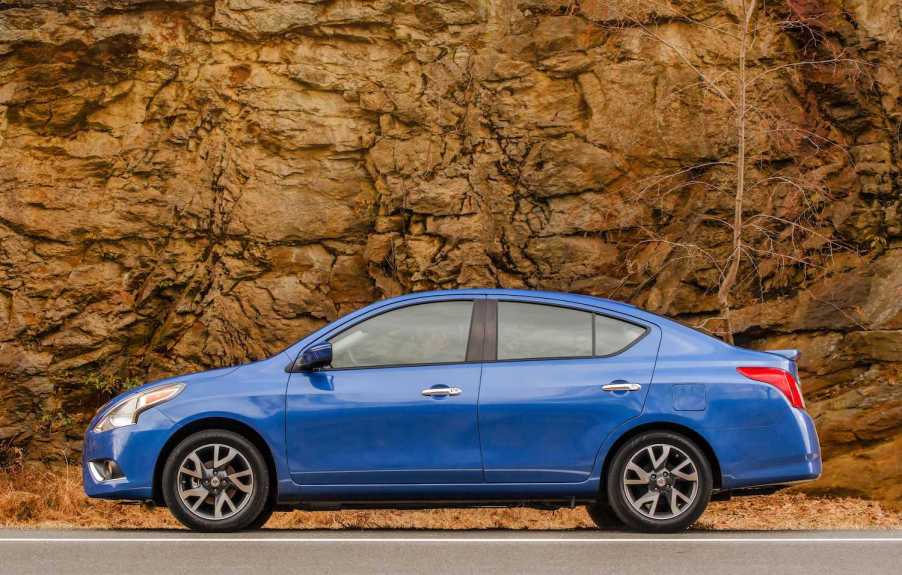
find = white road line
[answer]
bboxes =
[0,537,899,543]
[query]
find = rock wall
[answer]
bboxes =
[0,1,899,507]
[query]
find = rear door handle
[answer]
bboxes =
[602,382,642,392]
[421,387,462,397]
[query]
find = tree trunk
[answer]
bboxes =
[718,0,756,345]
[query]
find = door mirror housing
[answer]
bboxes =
[293,342,332,372]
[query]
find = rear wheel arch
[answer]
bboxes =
[600,422,722,494]
[152,417,278,506]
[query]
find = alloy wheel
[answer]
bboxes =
[176,443,255,521]
[621,443,699,520]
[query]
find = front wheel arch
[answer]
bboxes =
[152,417,278,507]
[599,422,722,495]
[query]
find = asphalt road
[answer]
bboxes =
[0,530,900,575]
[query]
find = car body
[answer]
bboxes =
[83,289,821,531]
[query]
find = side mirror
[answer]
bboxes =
[293,342,332,372]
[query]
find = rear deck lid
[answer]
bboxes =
[765,349,801,362]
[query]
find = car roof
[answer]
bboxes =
[380,288,738,354]
[383,288,640,315]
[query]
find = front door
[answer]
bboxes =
[478,298,660,483]
[286,298,484,485]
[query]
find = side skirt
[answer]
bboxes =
[275,477,601,505]
[282,498,592,512]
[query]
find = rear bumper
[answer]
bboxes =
[82,409,174,501]
[716,408,821,491]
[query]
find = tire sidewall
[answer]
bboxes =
[162,429,270,532]
[606,431,712,532]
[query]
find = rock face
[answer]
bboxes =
[0,1,899,507]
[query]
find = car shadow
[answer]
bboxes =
[61,526,825,534]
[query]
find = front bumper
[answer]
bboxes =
[82,408,175,501]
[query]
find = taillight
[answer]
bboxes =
[737,367,805,409]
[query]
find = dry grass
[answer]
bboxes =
[2,464,900,531]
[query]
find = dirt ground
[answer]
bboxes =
[2,465,900,530]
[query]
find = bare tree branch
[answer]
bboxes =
[746,58,867,87]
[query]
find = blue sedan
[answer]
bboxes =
[83,289,821,532]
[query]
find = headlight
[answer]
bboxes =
[94,383,184,433]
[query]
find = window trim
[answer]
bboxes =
[310,298,482,372]
[488,299,650,364]
[483,299,498,362]
[465,299,487,362]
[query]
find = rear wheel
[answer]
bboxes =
[605,431,712,532]
[162,429,271,532]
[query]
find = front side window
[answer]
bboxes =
[497,302,593,360]
[329,301,474,369]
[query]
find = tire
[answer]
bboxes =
[246,504,275,530]
[162,429,271,532]
[586,498,625,530]
[605,431,712,533]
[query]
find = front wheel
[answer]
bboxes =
[162,429,271,532]
[605,431,712,532]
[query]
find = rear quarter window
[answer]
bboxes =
[594,314,647,355]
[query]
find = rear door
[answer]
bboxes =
[286,297,486,485]
[478,298,660,483]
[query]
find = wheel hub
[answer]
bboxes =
[622,443,700,520]
[176,443,255,521]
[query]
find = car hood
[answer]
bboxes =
[89,365,242,428]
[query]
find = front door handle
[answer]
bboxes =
[602,382,642,392]
[421,387,462,397]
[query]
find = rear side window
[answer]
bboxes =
[497,301,646,360]
[498,302,592,360]
[594,314,646,355]
[329,301,474,369]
